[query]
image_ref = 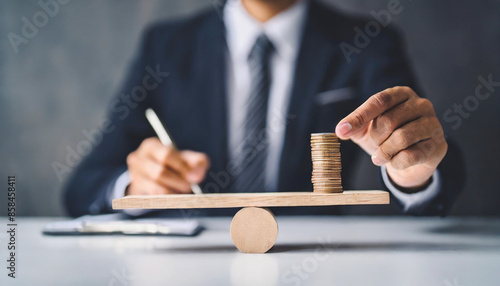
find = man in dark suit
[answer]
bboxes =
[64,0,464,217]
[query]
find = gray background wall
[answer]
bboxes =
[1,0,499,217]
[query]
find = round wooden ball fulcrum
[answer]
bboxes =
[230,207,278,253]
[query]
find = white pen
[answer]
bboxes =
[145,108,203,195]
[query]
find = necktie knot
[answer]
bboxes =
[248,34,275,62]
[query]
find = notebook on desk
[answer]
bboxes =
[43,213,203,236]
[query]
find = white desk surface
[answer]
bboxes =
[1,216,499,286]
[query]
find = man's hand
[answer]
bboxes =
[126,137,210,195]
[335,86,447,190]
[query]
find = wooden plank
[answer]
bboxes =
[112,190,389,210]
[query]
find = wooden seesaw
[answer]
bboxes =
[112,190,389,253]
[113,131,389,253]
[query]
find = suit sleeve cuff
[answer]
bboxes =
[381,165,442,213]
[108,170,150,217]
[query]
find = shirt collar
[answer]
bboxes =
[224,0,308,62]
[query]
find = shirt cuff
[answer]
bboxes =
[109,170,150,217]
[381,165,441,213]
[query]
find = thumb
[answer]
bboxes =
[334,121,376,156]
[335,122,353,140]
[335,120,370,142]
[179,151,210,183]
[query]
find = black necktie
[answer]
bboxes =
[234,34,275,193]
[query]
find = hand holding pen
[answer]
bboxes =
[124,108,209,196]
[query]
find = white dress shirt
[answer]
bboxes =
[107,0,441,215]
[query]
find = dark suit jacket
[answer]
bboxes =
[63,0,465,217]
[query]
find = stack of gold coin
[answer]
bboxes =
[311,133,343,193]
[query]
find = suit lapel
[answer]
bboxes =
[197,11,230,176]
[278,1,336,190]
